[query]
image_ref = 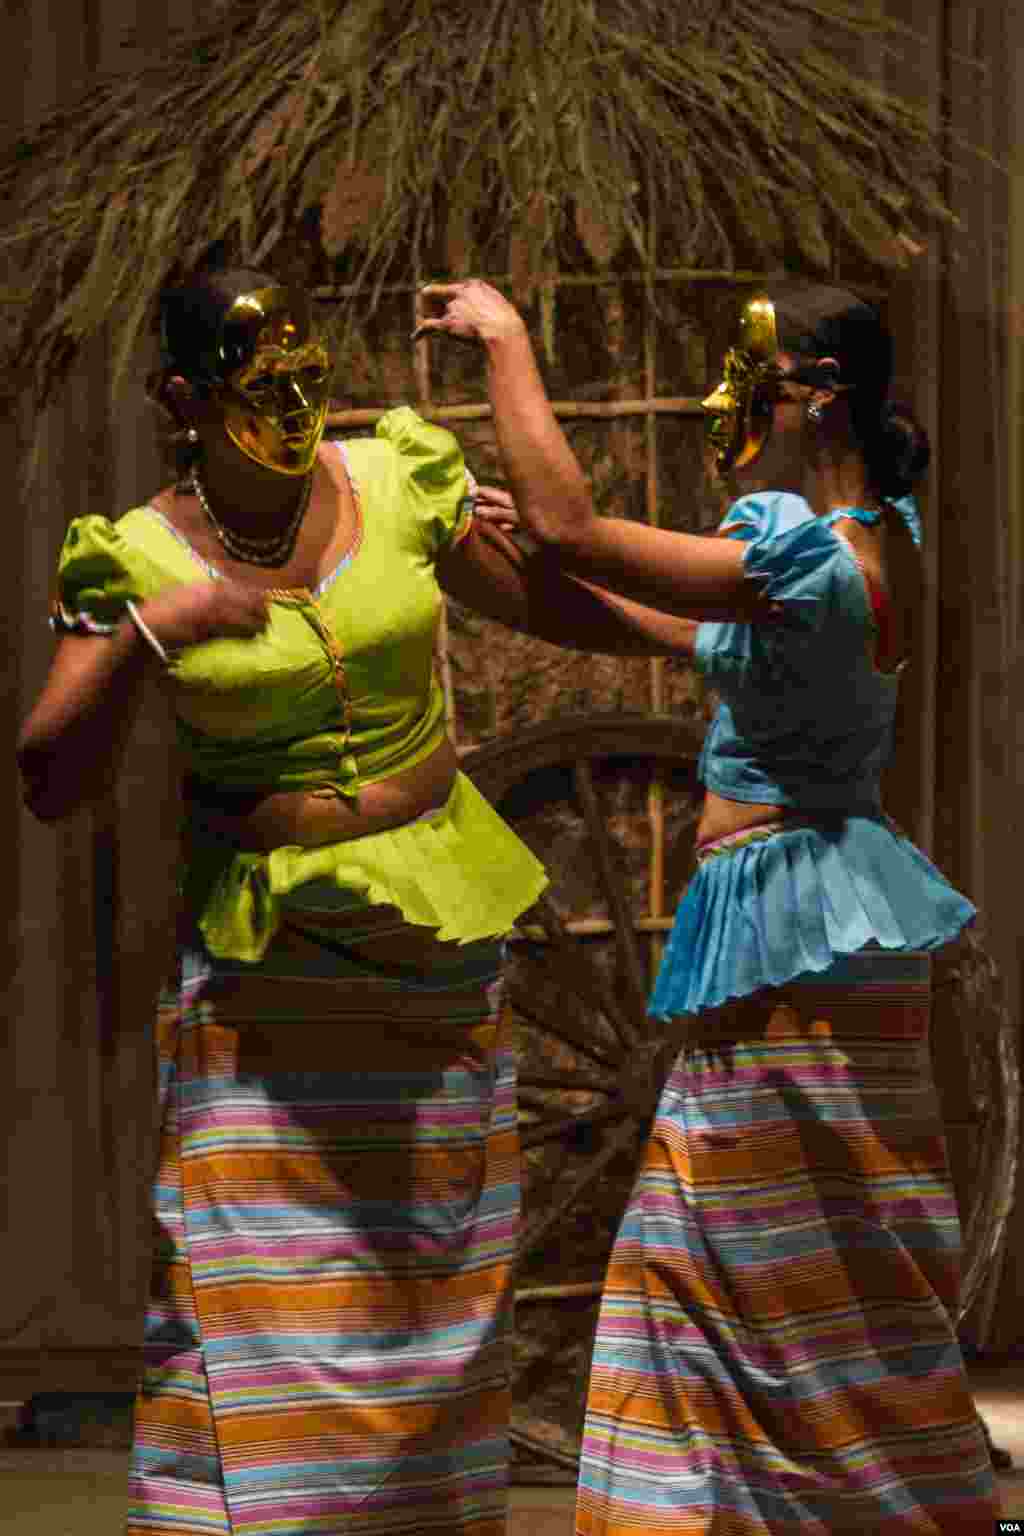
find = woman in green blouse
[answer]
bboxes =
[16,267,695,1536]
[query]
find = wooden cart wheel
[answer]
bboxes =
[943,925,1021,1324]
[460,714,1020,1482]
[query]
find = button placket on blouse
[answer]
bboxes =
[267,587,354,742]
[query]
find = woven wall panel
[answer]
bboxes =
[1,0,1021,1403]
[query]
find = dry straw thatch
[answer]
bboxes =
[1,0,982,458]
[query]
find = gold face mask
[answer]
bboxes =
[216,287,331,476]
[701,295,782,474]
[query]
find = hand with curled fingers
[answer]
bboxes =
[473,484,521,532]
[137,579,271,654]
[414,279,528,347]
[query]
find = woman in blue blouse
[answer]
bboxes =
[421,279,998,1534]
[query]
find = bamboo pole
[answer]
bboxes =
[314,268,888,302]
[644,194,667,987]
[328,397,703,427]
[511,916,675,940]
[412,278,432,410]
[411,277,458,745]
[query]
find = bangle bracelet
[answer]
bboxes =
[125,600,170,664]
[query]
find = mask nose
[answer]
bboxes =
[702,382,733,413]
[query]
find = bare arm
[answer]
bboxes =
[481,325,759,620]
[17,581,270,822]
[17,624,153,821]
[418,282,765,623]
[437,516,699,656]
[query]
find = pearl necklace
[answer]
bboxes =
[190,465,313,567]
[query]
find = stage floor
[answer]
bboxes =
[2,1364,1022,1534]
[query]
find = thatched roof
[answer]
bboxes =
[0,0,985,457]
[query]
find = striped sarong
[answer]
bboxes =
[577,953,998,1534]
[127,911,517,1535]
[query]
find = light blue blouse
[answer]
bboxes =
[694,490,921,811]
[650,492,974,1019]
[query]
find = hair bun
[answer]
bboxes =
[875,400,930,496]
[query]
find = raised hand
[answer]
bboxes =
[413,280,527,347]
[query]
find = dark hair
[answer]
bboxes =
[147,266,279,481]
[768,282,930,499]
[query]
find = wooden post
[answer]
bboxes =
[645,195,667,986]
[412,272,458,748]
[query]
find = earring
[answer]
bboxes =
[186,427,200,444]
[806,400,824,424]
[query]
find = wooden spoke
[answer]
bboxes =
[518,1100,627,1150]
[946,927,1022,1322]
[509,1330,556,1366]
[524,892,637,1054]
[518,1068,617,1094]
[512,1294,603,1389]
[573,761,649,1040]
[517,1085,572,1112]
[509,972,621,1071]
[459,718,708,1484]
[519,1119,637,1262]
[516,1281,604,1303]
[509,1319,599,1439]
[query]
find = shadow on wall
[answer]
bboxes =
[5,1393,135,1449]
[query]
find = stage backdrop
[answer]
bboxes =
[1,0,1021,1406]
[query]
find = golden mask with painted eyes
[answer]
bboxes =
[701,295,782,474]
[215,287,331,476]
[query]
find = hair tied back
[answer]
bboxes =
[874,399,930,496]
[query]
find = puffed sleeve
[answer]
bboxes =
[725,491,867,633]
[694,492,868,684]
[51,515,150,635]
[375,406,477,559]
[715,490,810,545]
[741,515,859,634]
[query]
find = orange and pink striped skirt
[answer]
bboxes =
[127,912,517,1535]
[577,954,998,1535]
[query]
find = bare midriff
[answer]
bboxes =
[185,736,477,969]
[695,789,794,848]
[185,736,460,853]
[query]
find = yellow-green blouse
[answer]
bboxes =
[53,408,548,961]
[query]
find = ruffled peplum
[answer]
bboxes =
[183,771,549,964]
[649,815,975,1020]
